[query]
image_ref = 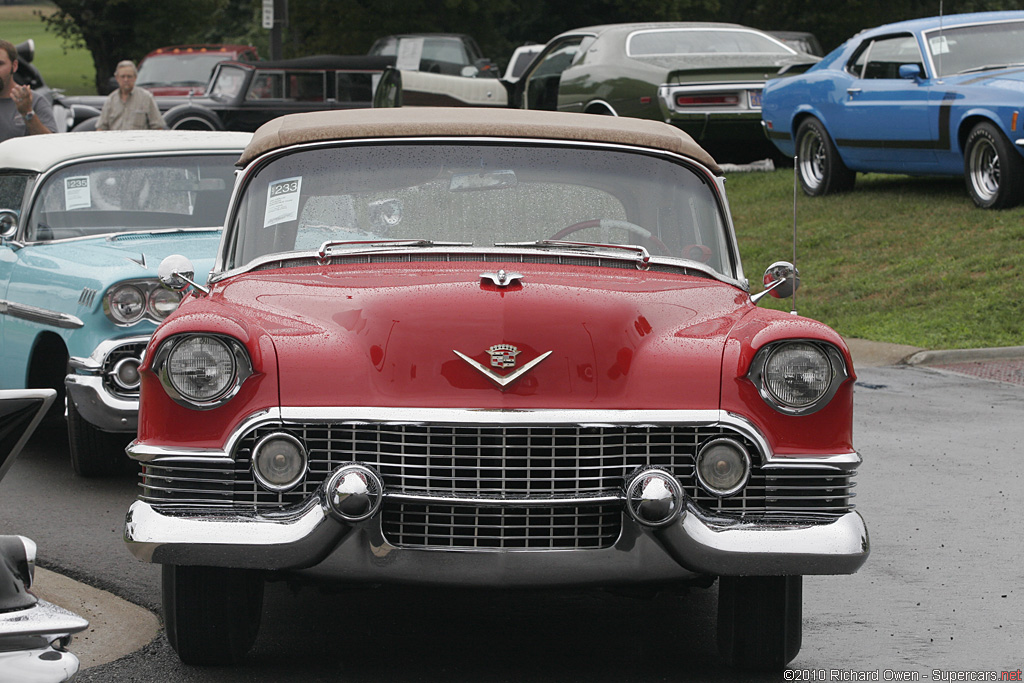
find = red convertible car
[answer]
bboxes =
[124,108,869,670]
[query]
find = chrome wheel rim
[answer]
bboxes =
[969,137,1000,202]
[797,128,825,191]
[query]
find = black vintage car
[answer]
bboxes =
[72,55,395,132]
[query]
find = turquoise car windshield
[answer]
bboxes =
[228,142,735,278]
[26,155,239,242]
[925,20,1024,77]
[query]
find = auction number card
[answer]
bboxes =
[65,176,91,210]
[264,176,302,228]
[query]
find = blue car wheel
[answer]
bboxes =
[795,118,855,196]
[964,122,1024,210]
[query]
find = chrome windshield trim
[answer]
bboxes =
[0,299,84,329]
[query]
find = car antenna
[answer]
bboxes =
[791,154,798,315]
[937,0,944,80]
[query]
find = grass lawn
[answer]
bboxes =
[729,168,1024,350]
[1,4,95,94]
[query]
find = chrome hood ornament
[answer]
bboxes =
[480,270,523,287]
[454,344,551,388]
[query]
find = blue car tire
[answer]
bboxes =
[964,122,1024,210]
[795,118,856,196]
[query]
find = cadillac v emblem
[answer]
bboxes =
[454,344,552,388]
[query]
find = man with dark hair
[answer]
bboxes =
[96,60,166,130]
[0,39,56,140]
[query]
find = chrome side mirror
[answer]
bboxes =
[751,261,800,304]
[158,254,209,296]
[0,209,19,240]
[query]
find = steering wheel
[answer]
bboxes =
[550,219,671,255]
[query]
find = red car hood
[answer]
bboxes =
[216,263,752,410]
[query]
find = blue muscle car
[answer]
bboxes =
[761,11,1024,209]
[0,131,250,476]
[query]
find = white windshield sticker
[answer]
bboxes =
[64,176,91,210]
[395,38,424,70]
[929,36,950,55]
[264,176,302,228]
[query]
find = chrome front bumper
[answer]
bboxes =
[125,483,869,584]
[0,599,87,683]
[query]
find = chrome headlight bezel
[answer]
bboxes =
[103,279,184,326]
[747,340,848,416]
[152,333,253,410]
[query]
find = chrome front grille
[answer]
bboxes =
[139,421,857,549]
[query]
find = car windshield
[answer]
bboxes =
[924,20,1024,76]
[208,65,249,99]
[227,143,734,277]
[26,154,239,241]
[628,28,795,56]
[137,53,231,87]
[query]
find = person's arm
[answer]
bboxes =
[95,95,112,131]
[10,83,52,135]
[147,92,167,130]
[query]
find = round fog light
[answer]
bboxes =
[696,438,751,497]
[252,433,307,492]
[325,464,383,522]
[111,357,142,391]
[625,468,684,527]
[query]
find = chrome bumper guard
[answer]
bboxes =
[65,335,149,433]
[125,470,869,580]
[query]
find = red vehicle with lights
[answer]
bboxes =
[124,107,869,670]
[136,44,259,96]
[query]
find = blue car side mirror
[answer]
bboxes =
[898,63,924,81]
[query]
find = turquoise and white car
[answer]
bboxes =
[0,131,250,475]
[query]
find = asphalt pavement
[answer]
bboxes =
[31,337,1024,671]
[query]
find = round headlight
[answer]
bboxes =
[763,342,833,408]
[252,433,307,492]
[696,438,750,497]
[111,357,142,391]
[166,335,236,402]
[148,287,182,320]
[107,285,147,324]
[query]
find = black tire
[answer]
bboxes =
[66,397,127,477]
[795,118,855,196]
[163,564,264,665]
[964,121,1024,209]
[163,105,224,131]
[717,575,802,671]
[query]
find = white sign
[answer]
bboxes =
[262,0,274,29]
[395,38,425,70]
[264,176,302,228]
[64,176,91,210]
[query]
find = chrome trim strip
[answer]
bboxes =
[68,334,151,372]
[0,299,84,329]
[385,491,626,507]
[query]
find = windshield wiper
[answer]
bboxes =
[317,238,472,262]
[956,62,1024,75]
[494,239,652,269]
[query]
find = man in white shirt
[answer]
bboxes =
[96,60,167,131]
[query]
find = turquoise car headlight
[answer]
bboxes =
[148,287,183,320]
[153,334,253,409]
[748,341,848,415]
[106,284,147,324]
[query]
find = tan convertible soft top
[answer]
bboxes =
[239,107,721,174]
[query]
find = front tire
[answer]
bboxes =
[795,118,855,196]
[717,575,802,671]
[67,397,127,477]
[964,122,1024,209]
[163,564,264,665]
